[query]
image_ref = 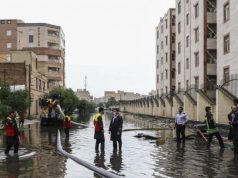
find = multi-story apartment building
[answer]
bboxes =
[75,89,93,102]
[175,0,217,99]
[217,0,238,96]
[156,8,176,96]
[0,19,65,89]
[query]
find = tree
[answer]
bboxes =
[106,97,119,108]
[0,83,30,120]
[7,90,30,113]
[77,100,96,115]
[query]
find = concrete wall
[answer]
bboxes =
[121,88,236,125]
[216,89,234,124]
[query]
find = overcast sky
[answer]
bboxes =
[2,0,175,97]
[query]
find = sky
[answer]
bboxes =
[2,0,175,97]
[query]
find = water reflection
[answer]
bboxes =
[110,151,123,173]
[1,113,238,178]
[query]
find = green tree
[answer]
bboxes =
[0,104,12,120]
[0,83,11,105]
[7,90,30,113]
[77,100,96,115]
[106,97,119,108]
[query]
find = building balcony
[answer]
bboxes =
[207,12,216,23]
[207,38,216,49]
[207,64,216,75]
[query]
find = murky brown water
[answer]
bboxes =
[0,113,238,178]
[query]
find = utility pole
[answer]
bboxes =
[84,76,87,90]
[28,64,32,119]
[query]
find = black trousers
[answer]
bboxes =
[95,138,105,152]
[5,136,19,154]
[207,132,225,148]
[64,128,69,138]
[176,125,185,143]
[113,138,122,151]
[232,127,238,154]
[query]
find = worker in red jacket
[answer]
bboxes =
[64,111,72,138]
[3,111,20,154]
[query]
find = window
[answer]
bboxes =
[186,14,189,25]
[7,43,12,49]
[161,25,163,33]
[157,60,159,69]
[161,41,163,49]
[165,69,168,79]
[178,62,181,74]
[186,58,189,69]
[195,52,199,67]
[1,20,5,24]
[29,35,34,43]
[178,42,181,54]
[224,67,230,85]
[195,27,199,42]
[186,0,189,3]
[7,20,11,24]
[6,30,12,36]
[186,35,189,47]
[165,19,168,29]
[224,2,230,22]
[165,36,168,46]
[165,53,168,63]
[157,74,159,83]
[178,22,181,34]
[156,45,159,54]
[178,82,181,92]
[195,3,199,18]
[224,34,230,54]
[157,30,159,39]
[195,77,199,89]
[186,80,189,90]
[161,57,163,65]
[172,16,176,26]
[178,1,181,14]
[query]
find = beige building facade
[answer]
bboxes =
[175,0,217,99]
[105,91,143,102]
[0,19,65,89]
[217,0,238,97]
[75,89,93,102]
[156,8,176,96]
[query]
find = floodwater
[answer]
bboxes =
[0,113,238,178]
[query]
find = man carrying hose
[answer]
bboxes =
[205,106,225,149]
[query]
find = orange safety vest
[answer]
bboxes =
[94,113,103,132]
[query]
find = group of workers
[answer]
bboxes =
[175,99,238,157]
[94,107,123,152]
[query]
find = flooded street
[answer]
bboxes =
[0,113,238,178]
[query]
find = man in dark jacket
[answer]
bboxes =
[109,108,123,151]
[94,107,105,152]
[229,106,238,157]
[3,111,20,154]
[205,106,225,149]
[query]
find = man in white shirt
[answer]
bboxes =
[175,106,189,143]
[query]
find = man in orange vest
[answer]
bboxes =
[64,111,72,139]
[94,107,105,152]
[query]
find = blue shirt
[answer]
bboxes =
[175,112,189,125]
